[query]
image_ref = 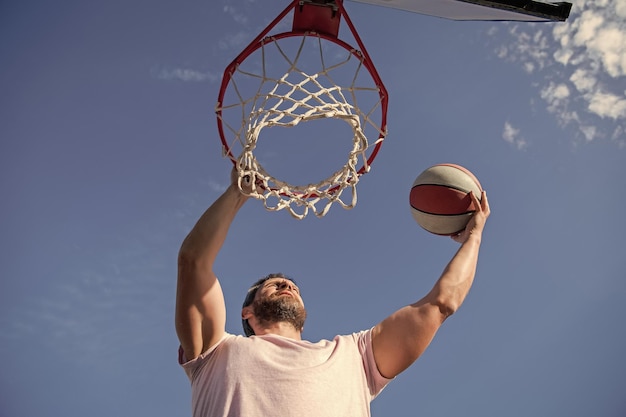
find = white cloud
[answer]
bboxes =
[569,68,596,93]
[218,0,265,51]
[152,2,259,85]
[223,4,249,25]
[587,91,626,119]
[490,0,626,147]
[207,178,228,193]
[502,121,528,150]
[217,30,252,51]
[152,67,219,83]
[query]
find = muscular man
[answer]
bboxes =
[176,169,490,416]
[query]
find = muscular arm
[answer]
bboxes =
[175,172,249,360]
[372,191,490,379]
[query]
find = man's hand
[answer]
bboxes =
[451,190,490,244]
[230,166,264,195]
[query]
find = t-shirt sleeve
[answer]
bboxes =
[178,333,232,381]
[355,328,394,398]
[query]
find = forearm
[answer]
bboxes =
[179,184,249,267]
[371,192,489,378]
[429,233,482,316]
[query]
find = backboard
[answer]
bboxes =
[349,0,572,22]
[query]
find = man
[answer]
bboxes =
[176,169,490,416]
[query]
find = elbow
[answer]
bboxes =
[177,245,202,273]
[178,236,203,267]
[178,244,192,262]
[178,233,216,269]
[177,246,193,268]
[177,245,214,280]
[429,284,469,320]
[437,301,457,319]
[178,234,191,261]
[433,295,460,319]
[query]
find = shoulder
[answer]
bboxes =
[321,329,375,355]
[179,332,239,366]
[340,328,374,346]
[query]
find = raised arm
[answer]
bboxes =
[371,191,490,379]
[175,169,249,360]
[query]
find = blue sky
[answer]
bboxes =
[1,1,625,416]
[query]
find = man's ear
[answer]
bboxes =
[242,305,253,320]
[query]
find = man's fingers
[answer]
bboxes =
[479,191,490,215]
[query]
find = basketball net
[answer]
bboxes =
[216,0,388,219]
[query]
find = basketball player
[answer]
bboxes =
[175,168,490,416]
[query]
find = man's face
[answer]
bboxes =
[251,278,306,332]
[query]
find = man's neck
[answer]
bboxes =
[254,322,302,340]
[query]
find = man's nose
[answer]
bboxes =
[278,280,293,290]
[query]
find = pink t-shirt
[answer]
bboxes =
[179,329,392,417]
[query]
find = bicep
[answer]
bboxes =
[175,262,226,361]
[371,298,447,378]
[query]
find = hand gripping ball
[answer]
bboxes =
[410,164,483,235]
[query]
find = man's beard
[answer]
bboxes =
[253,295,306,333]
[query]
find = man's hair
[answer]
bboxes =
[242,273,296,337]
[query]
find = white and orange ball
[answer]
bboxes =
[410,163,483,235]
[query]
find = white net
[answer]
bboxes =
[217,33,387,219]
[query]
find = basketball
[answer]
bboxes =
[409,164,483,235]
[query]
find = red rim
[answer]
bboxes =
[216,0,388,195]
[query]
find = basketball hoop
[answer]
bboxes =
[216,0,388,219]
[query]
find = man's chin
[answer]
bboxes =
[254,298,307,331]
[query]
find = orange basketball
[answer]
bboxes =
[410,164,483,235]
